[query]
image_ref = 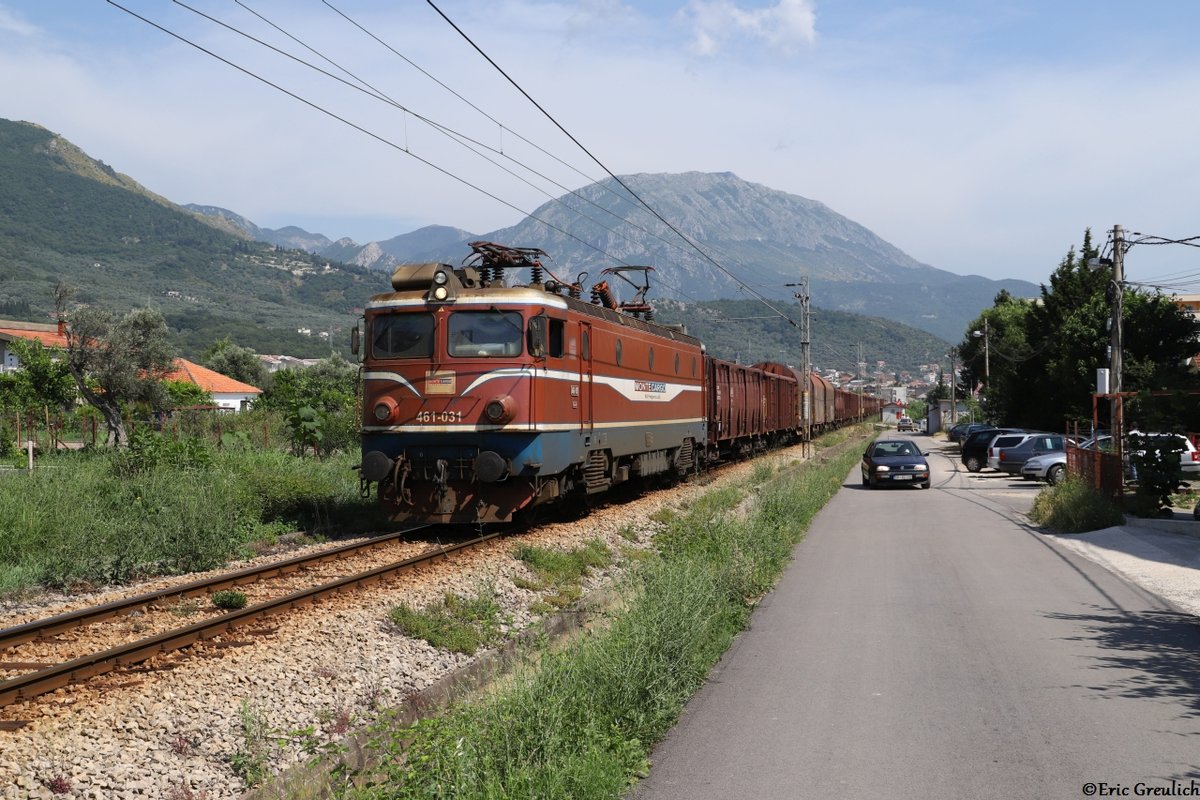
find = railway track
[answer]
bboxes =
[0,527,501,711]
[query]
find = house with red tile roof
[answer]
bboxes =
[164,358,262,411]
[1,319,262,411]
[0,319,69,373]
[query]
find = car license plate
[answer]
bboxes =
[893,475,912,480]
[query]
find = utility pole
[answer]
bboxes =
[857,343,866,418]
[949,347,957,426]
[786,279,813,448]
[1111,224,1125,441]
[982,317,990,386]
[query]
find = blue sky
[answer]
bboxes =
[3,1,1200,291]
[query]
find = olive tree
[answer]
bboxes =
[62,301,177,447]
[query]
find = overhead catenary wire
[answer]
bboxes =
[107,0,693,283]
[170,0,779,311]
[112,1,812,356]
[315,0,801,308]
[423,0,803,331]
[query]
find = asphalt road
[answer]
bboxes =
[631,434,1200,800]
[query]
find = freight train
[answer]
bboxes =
[355,242,880,524]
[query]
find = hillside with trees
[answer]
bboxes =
[0,119,379,358]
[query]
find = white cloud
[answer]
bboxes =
[0,6,36,37]
[681,0,816,56]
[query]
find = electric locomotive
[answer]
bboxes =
[356,242,707,524]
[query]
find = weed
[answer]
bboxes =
[211,589,248,610]
[168,598,202,617]
[388,586,503,655]
[512,576,541,591]
[328,707,353,735]
[229,700,273,787]
[44,774,71,795]
[1029,477,1125,532]
[649,507,678,525]
[514,539,611,587]
[751,458,777,484]
[169,733,196,756]
[616,524,639,541]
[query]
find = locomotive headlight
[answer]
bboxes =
[432,286,449,301]
[433,269,449,285]
[484,395,515,424]
[373,397,398,423]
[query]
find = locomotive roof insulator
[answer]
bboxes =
[601,265,657,319]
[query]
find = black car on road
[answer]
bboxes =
[862,439,931,489]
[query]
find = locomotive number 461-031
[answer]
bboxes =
[414,410,464,424]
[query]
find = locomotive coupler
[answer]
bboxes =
[392,456,413,507]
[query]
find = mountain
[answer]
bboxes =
[0,118,980,366]
[470,172,1036,342]
[250,172,1035,342]
[183,204,334,252]
[184,206,476,274]
[0,119,379,358]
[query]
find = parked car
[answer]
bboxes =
[1022,450,1067,484]
[862,439,931,489]
[946,422,972,442]
[897,417,915,432]
[1127,432,1200,478]
[996,434,1067,476]
[1075,432,1198,480]
[987,432,1046,471]
[960,427,1023,472]
[947,421,990,444]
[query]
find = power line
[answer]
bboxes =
[107,0,639,272]
[171,0,782,312]
[424,0,803,331]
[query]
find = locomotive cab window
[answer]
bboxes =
[449,310,524,357]
[371,313,434,359]
[548,318,565,358]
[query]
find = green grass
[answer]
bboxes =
[337,433,864,800]
[0,441,382,596]
[1029,476,1126,532]
[389,588,504,656]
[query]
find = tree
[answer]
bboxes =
[61,290,177,446]
[958,291,1035,424]
[0,338,76,412]
[256,355,358,414]
[200,336,268,388]
[955,230,1200,432]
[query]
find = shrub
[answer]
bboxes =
[389,588,503,655]
[1029,476,1125,533]
[211,589,248,610]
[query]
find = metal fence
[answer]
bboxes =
[1066,444,1124,501]
[7,407,279,452]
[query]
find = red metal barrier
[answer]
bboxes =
[1066,444,1124,500]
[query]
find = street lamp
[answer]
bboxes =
[971,318,990,388]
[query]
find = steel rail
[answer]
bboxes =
[0,529,499,708]
[0,528,429,651]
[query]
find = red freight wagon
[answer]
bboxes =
[810,373,835,431]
